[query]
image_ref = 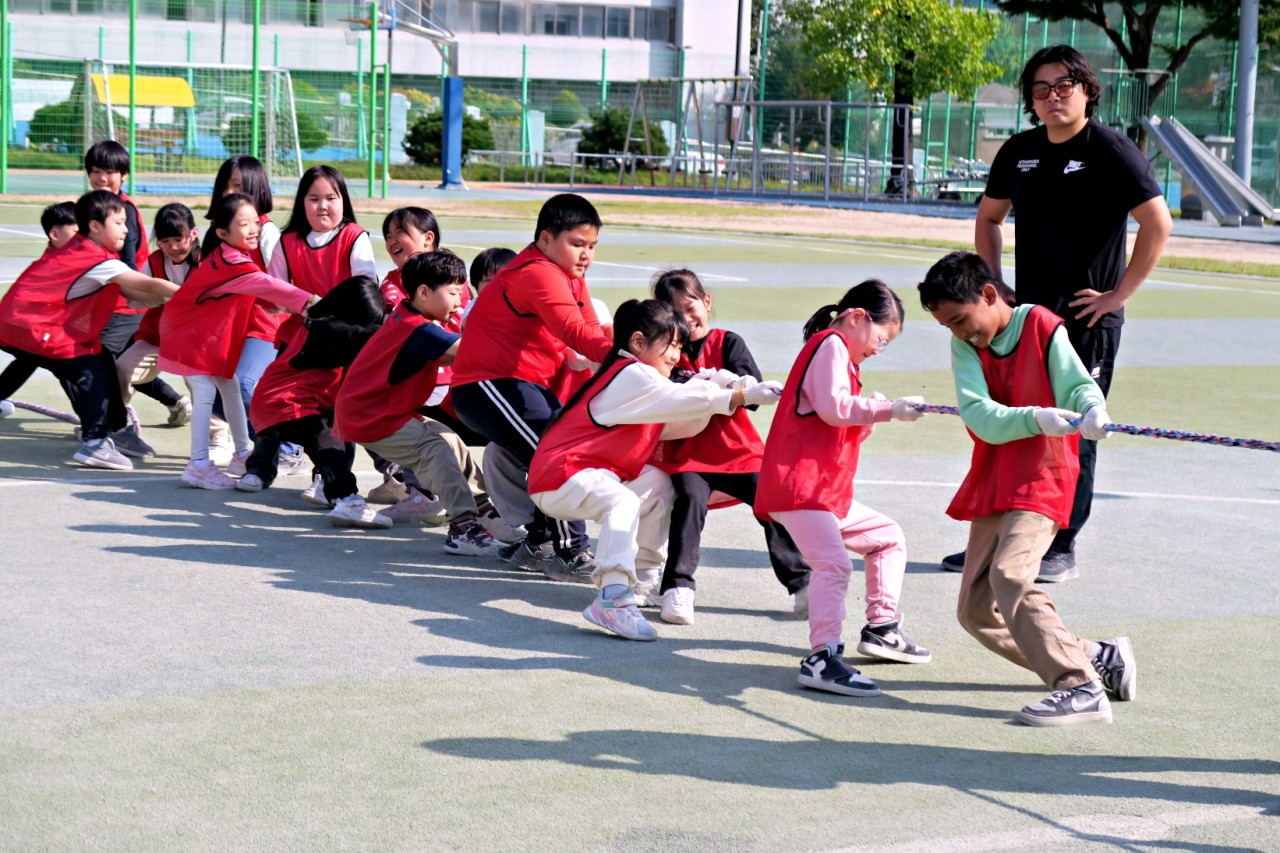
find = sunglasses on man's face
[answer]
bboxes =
[1031,79,1080,100]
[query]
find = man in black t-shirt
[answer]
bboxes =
[944,45,1172,582]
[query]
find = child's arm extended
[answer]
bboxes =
[204,270,313,313]
[590,362,736,437]
[801,335,893,427]
[108,269,180,306]
[1047,327,1106,416]
[387,324,459,384]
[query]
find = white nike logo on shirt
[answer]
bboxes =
[1064,160,1086,174]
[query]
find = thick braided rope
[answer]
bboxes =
[11,400,81,425]
[911,403,1280,454]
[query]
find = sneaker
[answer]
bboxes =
[0,399,14,418]
[72,437,134,471]
[301,475,333,507]
[380,492,448,526]
[1037,550,1079,583]
[327,495,392,529]
[1016,681,1112,727]
[366,474,408,505]
[856,619,932,664]
[444,520,501,556]
[1092,637,1137,701]
[498,538,555,571]
[660,587,696,625]
[236,473,265,492]
[797,646,881,697]
[109,425,157,459]
[543,550,596,585]
[226,450,252,477]
[633,571,663,608]
[180,459,237,490]
[940,551,965,572]
[792,585,810,619]
[476,501,525,544]
[276,449,308,477]
[583,592,658,641]
[167,397,192,427]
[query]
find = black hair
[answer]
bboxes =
[533,193,602,241]
[403,248,467,294]
[468,246,517,291]
[83,139,131,175]
[307,274,385,326]
[651,268,708,304]
[200,193,257,259]
[548,299,687,432]
[152,203,201,266]
[211,155,273,215]
[802,279,905,341]
[282,165,358,236]
[1021,45,1101,124]
[382,206,441,248]
[74,189,126,235]
[40,201,76,236]
[917,251,1008,311]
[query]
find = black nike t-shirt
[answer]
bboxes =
[985,120,1162,329]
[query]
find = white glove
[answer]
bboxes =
[729,375,758,391]
[871,391,887,402]
[564,350,593,371]
[742,380,783,407]
[693,368,740,388]
[1034,407,1082,437]
[1080,405,1110,441]
[889,395,925,422]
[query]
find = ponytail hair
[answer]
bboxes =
[802,279,904,341]
[307,274,385,327]
[545,298,688,433]
[200,193,257,259]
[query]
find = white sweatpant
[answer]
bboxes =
[531,464,674,587]
[186,373,251,462]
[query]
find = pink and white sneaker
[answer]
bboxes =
[180,459,237,490]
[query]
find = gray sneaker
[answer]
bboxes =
[1092,637,1137,701]
[543,550,596,585]
[1016,681,1112,727]
[110,425,156,458]
[1036,550,1079,583]
[72,437,134,470]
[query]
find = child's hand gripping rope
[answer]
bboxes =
[911,402,1280,453]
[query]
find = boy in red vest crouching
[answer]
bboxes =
[0,190,178,469]
[919,251,1136,727]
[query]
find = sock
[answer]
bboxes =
[602,583,630,600]
[826,642,841,657]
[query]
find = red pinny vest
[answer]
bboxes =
[0,236,118,359]
[652,328,765,476]
[158,244,260,377]
[334,301,450,445]
[249,325,344,432]
[755,329,866,517]
[948,306,1080,527]
[527,358,665,494]
[245,213,285,343]
[113,192,150,313]
[136,250,194,346]
[275,222,365,346]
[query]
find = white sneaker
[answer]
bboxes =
[633,569,662,608]
[660,587,696,625]
[301,475,332,507]
[380,492,448,526]
[793,585,810,619]
[327,495,392,529]
[236,473,265,492]
[226,450,252,477]
[167,397,192,427]
[276,449,308,477]
[208,422,233,466]
[180,459,237,490]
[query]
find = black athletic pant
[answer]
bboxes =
[660,471,811,594]
[0,345,126,440]
[1051,323,1122,556]
[101,312,183,408]
[0,356,38,399]
[245,413,357,501]
[451,378,589,557]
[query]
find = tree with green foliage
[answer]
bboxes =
[783,0,1003,192]
[549,90,586,126]
[402,112,496,166]
[577,107,669,170]
[995,0,1280,118]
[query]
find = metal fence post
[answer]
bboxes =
[366,1,377,199]
[127,0,136,195]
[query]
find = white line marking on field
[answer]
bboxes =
[858,479,1280,506]
[0,474,180,489]
[0,226,40,237]
[828,801,1278,852]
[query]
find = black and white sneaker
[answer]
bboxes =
[940,551,965,572]
[1092,636,1137,701]
[498,538,554,571]
[1016,681,1112,727]
[856,619,932,664]
[797,646,881,697]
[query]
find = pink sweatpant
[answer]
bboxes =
[772,502,906,651]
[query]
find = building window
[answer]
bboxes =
[604,6,629,38]
[476,0,499,31]
[580,4,602,37]
[500,0,524,33]
[531,2,555,33]
[556,4,579,35]
[632,6,647,39]
[647,7,672,42]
